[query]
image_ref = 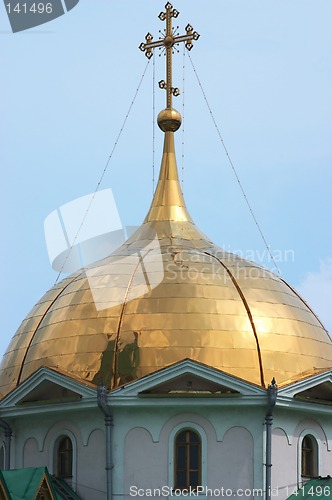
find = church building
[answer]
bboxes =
[0,3,331,499]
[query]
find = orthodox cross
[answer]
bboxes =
[139,2,199,109]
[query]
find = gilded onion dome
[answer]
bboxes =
[0,3,332,397]
[0,127,332,396]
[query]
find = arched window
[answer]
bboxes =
[57,436,73,479]
[174,430,201,490]
[301,434,318,478]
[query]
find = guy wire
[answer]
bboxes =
[187,51,281,275]
[54,59,151,284]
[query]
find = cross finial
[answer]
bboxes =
[139,2,199,123]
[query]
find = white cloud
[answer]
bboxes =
[296,258,332,336]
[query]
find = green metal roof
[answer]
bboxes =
[0,467,81,499]
[0,467,58,499]
[288,477,332,499]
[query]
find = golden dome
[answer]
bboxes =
[0,129,331,397]
[1,2,332,397]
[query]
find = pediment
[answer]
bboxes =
[294,381,332,405]
[17,379,82,405]
[140,373,240,396]
[110,359,265,398]
[0,367,96,409]
[279,369,332,405]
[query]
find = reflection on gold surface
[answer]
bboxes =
[0,125,331,397]
[0,17,329,398]
[1,2,330,399]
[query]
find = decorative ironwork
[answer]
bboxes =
[139,2,200,108]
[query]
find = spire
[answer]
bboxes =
[139,2,200,223]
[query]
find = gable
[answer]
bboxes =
[0,467,56,500]
[110,359,265,399]
[37,476,55,499]
[278,369,332,408]
[0,367,96,413]
[18,380,82,405]
[0,467,82,499]
[294,381,332,405]
[140,373,240,396]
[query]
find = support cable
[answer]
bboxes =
[152,53,156,193]
[54,59,151,285]
[181,44,186,192]
[187,51,281,275]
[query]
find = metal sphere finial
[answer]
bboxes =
[157,108,182,132]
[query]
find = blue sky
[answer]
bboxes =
[1,0,332,358]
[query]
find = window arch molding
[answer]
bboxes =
[298,430,320,486]
[0,444,4,470]
[49,430,77,490]
[168,422,207,490]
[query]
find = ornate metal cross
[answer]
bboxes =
[139,2,199,109]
